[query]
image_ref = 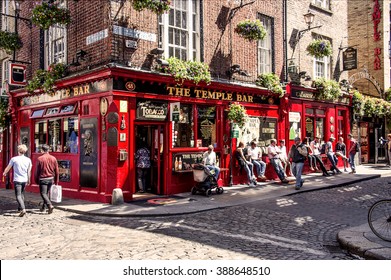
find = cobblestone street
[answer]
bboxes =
[1,177,390,260]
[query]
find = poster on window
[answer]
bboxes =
[289,112,301,140]
[238,117,260,145]
[58,160,71,182]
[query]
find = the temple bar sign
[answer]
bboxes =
[9,63,26,86]
[343,48,357,71]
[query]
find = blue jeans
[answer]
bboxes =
[137,168,149,192]
[251,159,266,177]
[39,179,53,209]
[206,165,220,180]
[291,162,304,188]
[327,153,341,172]
[349,153,356,171]
[14,181,26,211]
[270,158,286,181]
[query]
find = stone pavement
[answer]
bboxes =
[1,164,391,259]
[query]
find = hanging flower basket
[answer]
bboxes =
[31,2,71,30]
[306,39,332,58]
[26,63,67,95]
[255,73,284,97]
[234,19,267,41]
[131,0,171,14]
[312,77,341,101]
[0,31,22,54]
[227,102,248,129]
[0,96,11,129]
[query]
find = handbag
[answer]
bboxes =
[50,184,62,203]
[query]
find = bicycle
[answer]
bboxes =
[368,199,391,242]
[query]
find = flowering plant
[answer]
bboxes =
[385,87,391,101]
[312,77,341,100]
[255,73,284,97]
[0,96,11,128]
[227,102,248,129]
[131,0,171,14]
[31,2,71,30]
[306,39,332,58]
[26,63,67,95]
[0,31,22,54]
[234,19,266,41]
[160,57,211,85]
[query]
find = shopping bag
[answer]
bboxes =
[50,184,62,203]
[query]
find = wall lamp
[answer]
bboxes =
[299,71,311,81]
[226,64,250,79]
[70,49,88,67]
[292,10,322,48]
[157,59,169,68]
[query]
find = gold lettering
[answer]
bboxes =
[167,86,175,95]
[65,89,70,97]
[74,87,79,95]
[184,88,190,97]
[248,95,253,103]
[226,93,233,101]
[79,86,84,95]
[175,87,184,96]
[216,92,222,100]
[236,94,242,102]
[84,85,90,94]
[202,90,208,99]
[208,91,215,99]
[195,89,201,98]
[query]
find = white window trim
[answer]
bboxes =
[258,15,272,74]
[312,0,330,9]
[313,56,330,79]
[159,0,200,61]
[1,59,10,95]
[1,0,11,32]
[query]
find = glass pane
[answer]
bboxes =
[197,106,216,147]
[34,121,47,152]
[175,30,180,45]
[316,109,325,115]
[305,117,314,140]
[258,118,277,149]
[48,119,62,152]
[182,11,187,29]
[316,118,324,140]
[31,109,45,118]
[63,117,79,153]
[306,108,314,114]
[175,10,181,27]
[181,30,186,47]
[181,49,187,60]
[173,104,193,148]
[175,48,180,58]
[169,28,173,44]
[169,9,174,25]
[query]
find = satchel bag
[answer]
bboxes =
[50,184,62,203]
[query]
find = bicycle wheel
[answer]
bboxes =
[368,199,391,242]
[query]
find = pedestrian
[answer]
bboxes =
[387,134,391,167]
[247,141,267,180]
[279,139,291,176]
[35,144,59,214]
[347,133,358,174]
[267,139,289,183]
[303,138,317,171]
[325,136,342,174]
[335,137,349,172]
[203,145,220,180]
[288,137,307,190]
[235,141,256,186]
[135,142,151,193]
[310,136,331,176]
[2,144,32,217]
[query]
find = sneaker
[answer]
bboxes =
[336,170,342,174]
[48,206,54,214]
[282,179,289,183]
[295,186,300,190]
[323,172,331,176]
[349,170,356,174]
[310,167,315,171]
[19,210,26,217]
[344,169,348,172]
[300,180,304,188]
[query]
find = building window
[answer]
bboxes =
[173,104,193,148]
[1,0,11,32]
[44,0,67,68]
[312,0,330,9]
[313,56,330,79]
[159,0,199,61]
[197,105,216,147]
[258,14,274,74]
[1,59,9,94]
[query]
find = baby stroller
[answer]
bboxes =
[191,164,224,196]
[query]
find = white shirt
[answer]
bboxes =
[248,146,261,160]
[279,145,288,161]
[203,151,216,166]
[8,155,32,183]
[268,145,280,159]
[310,140,321,156]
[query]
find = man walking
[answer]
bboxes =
[347,133,358,174]
[35,144,59,214]
[3,144,32,217]
[289,137,307,190]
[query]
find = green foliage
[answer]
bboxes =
[255,73,284,97]
[161,57,211,85]
[312,77,342,101]
[0,31,22,54]
[234,19,267,41]
[0,96,11,128]
[26,63,67,95]
[131,0,171,14]
[352,90,364,117]
[306,39,332,58]
[31,2,71,30]
[385,87,391,101]
[352,89,391,119]
[227,102,248,129]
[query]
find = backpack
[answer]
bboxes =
[319,143,327,154]
[355,142,360,152]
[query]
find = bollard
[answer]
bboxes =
[111,188,124,205]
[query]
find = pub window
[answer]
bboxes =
[62,117,79,153]
[258,118,277,148]
[34,121,47,152]
[306,108,314,115]
[44,107,60,116]
[173,104,193,148]
[31,109,45,118]
[197,105,216,147]
[48,119,62,152]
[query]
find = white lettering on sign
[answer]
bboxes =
[86,29,109,45]
[113,25,156,42]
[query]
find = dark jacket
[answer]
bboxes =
[289,143,308,163]
[35,153,59,184]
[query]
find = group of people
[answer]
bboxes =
[3,144,59,217]
[233,133,359,190]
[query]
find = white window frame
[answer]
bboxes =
[258,14,273,74]
[44,0,67,68]
[313,56,330,79]
[1,59,9,95]
[312,0,330,9]
[1,0,11,32]
[159,0,200,61]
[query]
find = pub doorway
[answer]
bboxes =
[135,124,165,195]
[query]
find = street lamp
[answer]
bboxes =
[292,10,322,47]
